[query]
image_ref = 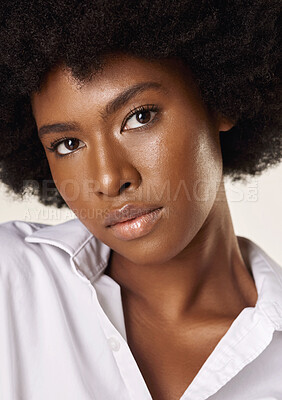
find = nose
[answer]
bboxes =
[90,139,141,198]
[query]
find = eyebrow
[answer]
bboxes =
[37,81,166,138]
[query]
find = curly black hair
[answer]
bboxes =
[0,0,281,208]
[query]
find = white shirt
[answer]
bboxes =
[0,217,281,400]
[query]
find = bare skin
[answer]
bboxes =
[106,179,257,399]
[31,52,258,400]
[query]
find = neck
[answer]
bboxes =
[105,183,258,325]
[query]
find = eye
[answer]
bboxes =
[46,137,85,157]
[122,104,159,131]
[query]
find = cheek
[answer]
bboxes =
[152,119,222,200]
[46,157,85,206]
[157,124,222,252]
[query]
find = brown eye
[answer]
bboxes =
[50,138,86,156]
[64,138,80,151]
[136,111,151,124]
[124,108,158,130]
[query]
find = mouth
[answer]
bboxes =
[104,203,163,227]
[104,204,164,241]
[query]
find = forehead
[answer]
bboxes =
[30,53,196,124]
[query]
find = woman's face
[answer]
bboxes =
[31,53,233,265]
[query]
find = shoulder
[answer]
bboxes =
[237,235,282,284]
[0,218,48,237]
[0,220,51,278]
[0,219,49,254]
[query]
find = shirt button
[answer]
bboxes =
[108,337,121,352]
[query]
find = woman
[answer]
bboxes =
[0,1,281,399]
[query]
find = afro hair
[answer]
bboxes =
[0,0,281,208]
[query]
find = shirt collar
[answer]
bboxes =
[237,235,282,329]
[24,218,282,326]
[24,217,112,282]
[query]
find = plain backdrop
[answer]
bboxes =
[0,163,281,265]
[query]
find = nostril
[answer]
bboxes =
[119,181,131,194]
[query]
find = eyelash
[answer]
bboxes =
[120,104,159,131]
[46,104,160,158]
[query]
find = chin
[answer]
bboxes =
[111,237,184,266]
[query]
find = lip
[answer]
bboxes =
[108,207,164,241]
[104,203,163,227]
